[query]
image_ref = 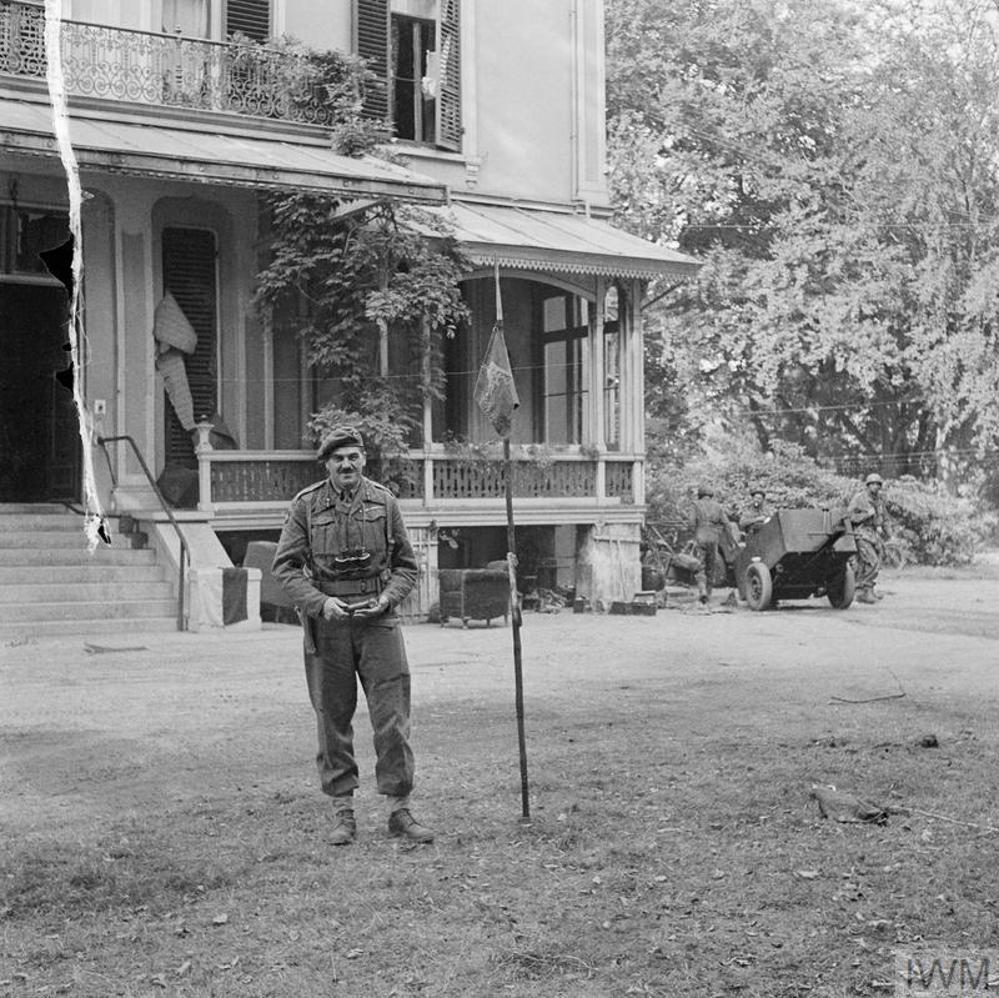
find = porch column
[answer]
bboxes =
[630,279,645,504]
[591,276,606,448]
[262,311,274,450]
[592,276,606,500]
[421,319,434,504]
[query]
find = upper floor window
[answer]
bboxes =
[161,0,210,36]
[224,0,270,40]
[353,0,461,151]
[157,0,270,41]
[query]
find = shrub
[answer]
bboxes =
[645,437,993,566]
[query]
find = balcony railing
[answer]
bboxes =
[0,0,334,125]
[193,439,639,513]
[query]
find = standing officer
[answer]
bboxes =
[272,426,433,846]
[689,484,733,606]
[848,472,890,604]
[738,487,772,537]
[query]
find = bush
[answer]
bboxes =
[645,438,994,566]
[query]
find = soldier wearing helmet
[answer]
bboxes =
[848,472,890,603]
[688,483,733,606]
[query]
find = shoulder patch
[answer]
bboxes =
[362,481,393,503]
[293,480,325,501]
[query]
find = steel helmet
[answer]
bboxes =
[865,473,884,486]
[697,484,714,498]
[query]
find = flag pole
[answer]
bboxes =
[504,431,530,820]
[493,260,530,820]
[474,260,529,819]
[493,260,531,820]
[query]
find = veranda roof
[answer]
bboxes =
[428,200,701,280]
[0,97,447,202]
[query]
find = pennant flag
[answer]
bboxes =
[474,324,520,437]
[474,264,520,438]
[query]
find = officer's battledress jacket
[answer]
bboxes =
[847,490,888,543]
[690,498,729,544]
[272,476,418,617]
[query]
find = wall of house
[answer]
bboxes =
[375,0,609,208]
[72,173,261,503]
[576,521,642,607]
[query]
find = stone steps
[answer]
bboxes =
[0,547,158,566]
[0,508,178,640]
[0,528,144,549]
[0,563,164,584]
[0,581,173,603]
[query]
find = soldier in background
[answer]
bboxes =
[848,472,891,604]
[689,484,734,606]
[272,426,434,846]
[738,487,773,537]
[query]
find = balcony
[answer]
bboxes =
[190,444,640,525]
[0,0,334,125]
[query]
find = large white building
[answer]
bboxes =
[0,0,698,634]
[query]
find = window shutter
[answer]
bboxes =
[435,0,461,151]
[353,0,390,121]
[162,228,218,469]
[224,0,271,41]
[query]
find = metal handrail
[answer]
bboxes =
[96,435,189,631]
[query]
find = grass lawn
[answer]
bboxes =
[3,592,999,997]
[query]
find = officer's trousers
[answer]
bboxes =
[854,537,881,592]
[694,540,719,597]
[304,613,414,798]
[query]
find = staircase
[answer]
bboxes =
[0,504,178,641]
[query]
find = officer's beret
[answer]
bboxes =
[317,425,365,461]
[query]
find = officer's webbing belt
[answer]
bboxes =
[314,578,383,597]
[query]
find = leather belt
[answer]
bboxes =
[314,578,383,597]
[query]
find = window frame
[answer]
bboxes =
[535,292,590,447]
[353,0,461,152]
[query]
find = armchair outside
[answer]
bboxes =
[438,568,510,627]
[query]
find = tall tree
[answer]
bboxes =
[607,0,999,484]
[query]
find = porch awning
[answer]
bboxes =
[430,201,701,280]
[0,98,447,203]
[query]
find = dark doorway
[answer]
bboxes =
[0,282,80,502]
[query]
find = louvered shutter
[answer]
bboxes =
[225,0,270,41]
[353,0,390,121]
[435,0,461,150]
[162,228,217,469]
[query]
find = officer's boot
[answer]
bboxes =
[388,808,435,844]
[330,796,356,846]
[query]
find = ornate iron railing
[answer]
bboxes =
[432,456,598,500]
[209,457,322,504]
[195,442,637,510]
[0,0,334,124]
[604,458,635,504]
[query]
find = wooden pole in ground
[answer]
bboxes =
[504,435,530,819]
